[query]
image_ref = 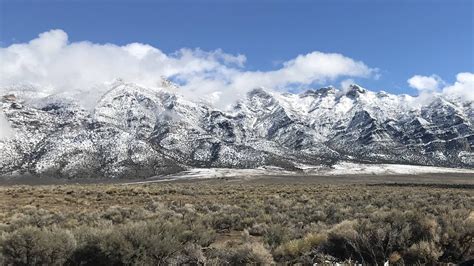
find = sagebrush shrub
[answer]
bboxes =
[1,226,76,265]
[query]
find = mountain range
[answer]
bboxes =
[1,80,473,179]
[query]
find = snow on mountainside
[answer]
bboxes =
[0,81,473,179]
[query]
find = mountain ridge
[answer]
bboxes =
[1,81,472,179]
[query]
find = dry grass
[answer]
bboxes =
[0,180,473,264]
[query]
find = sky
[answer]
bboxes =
[0,0,473,106]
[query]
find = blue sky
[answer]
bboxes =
[0,0,473,96]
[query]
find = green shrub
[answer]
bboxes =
[274,232,327,263]
[68,219,215,265]
[263,224,291,248]
[404,241,442,264]
[207,242,274,265]
[1,226,76,265]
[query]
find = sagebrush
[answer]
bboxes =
[0,182,472,265]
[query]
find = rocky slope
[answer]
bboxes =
[1,81,472,178]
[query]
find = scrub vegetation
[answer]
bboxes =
[0,181,472,265]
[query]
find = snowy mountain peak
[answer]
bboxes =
[301,87,336,97]
[247,87,273,98]
[345,84,368,98]
[1,82,473,179]
[160,77,180,90]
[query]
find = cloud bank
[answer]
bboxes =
[0,111,13,140]
[0,29,376,108]
[1,29,471,111]
[408,72,474,102]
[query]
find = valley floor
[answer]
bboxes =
[1,162,474,186]
[0,175,473,265]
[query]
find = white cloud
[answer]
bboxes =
[442,72,474,102]
[0,111,13,140]
[407,72,474,103]
[0,29,377,108]
[232,52,374,89]
[340,79,355,91]
[407,74,443,91]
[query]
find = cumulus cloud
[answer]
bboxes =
[407,74,443,92]
[0,29,377,108]
[408,72,474,102]
[442,72,474,102]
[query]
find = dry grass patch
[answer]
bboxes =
[0,181,472,264]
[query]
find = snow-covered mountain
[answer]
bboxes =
[1,81,473,178]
